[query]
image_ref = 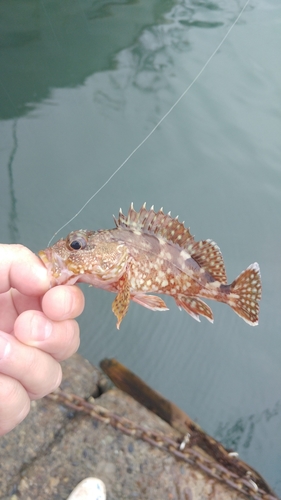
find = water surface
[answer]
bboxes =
[1,0,281,492]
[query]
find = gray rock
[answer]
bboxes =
[0,353,257,500]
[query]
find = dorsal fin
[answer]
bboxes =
[115,203,195,248]
[186,239,227,284]
[114,204,227,283]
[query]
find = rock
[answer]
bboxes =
[0,353,262,500]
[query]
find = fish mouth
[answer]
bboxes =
[38,249,78,286]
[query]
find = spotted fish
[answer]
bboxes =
[39,203,262,328]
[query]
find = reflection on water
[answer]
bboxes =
[0,0,251,120]
[216,399,281,451]
[7,120,19,243]
[0,0,172,120]
[92,0,248,113]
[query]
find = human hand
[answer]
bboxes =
[0,244,85,435]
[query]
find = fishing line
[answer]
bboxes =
[48,0,250,246]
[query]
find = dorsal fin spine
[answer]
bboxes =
[114,204,227,283]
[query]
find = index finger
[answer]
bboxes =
[0,244,50,296]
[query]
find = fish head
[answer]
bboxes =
[39,229,128,286]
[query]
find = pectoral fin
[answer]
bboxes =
[112,274,131,329]
[132,293,169,311]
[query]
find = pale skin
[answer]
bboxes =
[0,244,85,435]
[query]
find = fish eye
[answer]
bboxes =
[68,235,87,251]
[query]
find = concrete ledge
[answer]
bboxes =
[0,354,272,500]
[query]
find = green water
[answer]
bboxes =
[1,0,281,492]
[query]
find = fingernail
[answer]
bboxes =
[0,334,11,360]
[31,314,53,341]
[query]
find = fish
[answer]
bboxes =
[39,203,262,329]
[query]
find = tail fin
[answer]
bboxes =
[229,263,261,325]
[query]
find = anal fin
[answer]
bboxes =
[175,296,214,323]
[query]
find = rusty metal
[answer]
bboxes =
[47,390,279,500]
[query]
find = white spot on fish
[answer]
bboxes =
[180,250,191,260]
[131,277,136,288]
[211,281,221,289]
